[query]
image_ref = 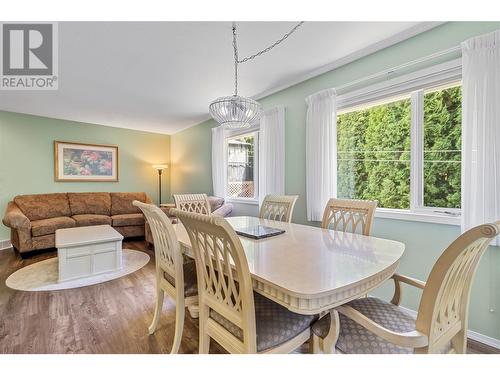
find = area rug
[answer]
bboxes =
[5,249,150,291]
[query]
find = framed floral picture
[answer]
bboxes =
[54,141,119,182]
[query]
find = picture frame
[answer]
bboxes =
[54,141,119,182]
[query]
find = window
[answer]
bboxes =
[226,132,258,200]
[337,79,462,219]
[337,96,411,209]
[423,84,462,209]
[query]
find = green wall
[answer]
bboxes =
[170,22,500,340]
[0,111,171,239]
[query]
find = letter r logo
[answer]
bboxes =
[2,24,53,75]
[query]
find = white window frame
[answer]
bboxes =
[336,59,462,226]
[224,125,260,204]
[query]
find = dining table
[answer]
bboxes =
[173,215,405,353]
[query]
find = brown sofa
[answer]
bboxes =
[2,192,153,253]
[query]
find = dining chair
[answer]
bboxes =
[133,201,198,354]
[173,193,211,215]
[259,194,299,223]
[311,221,500,354]
[321,198,378,236]
[173,209,317,354]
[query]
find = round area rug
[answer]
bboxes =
[6,249,150,292]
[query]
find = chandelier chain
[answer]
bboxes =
[232,22,239,96]
[236,21,305,64]
[231,21,304,96]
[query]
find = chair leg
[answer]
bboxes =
[322,310,340,354]
[311,333,322,354]
[170,302,185,354]
[451,330,467,354]
[148,287,164,334]
[198,305,210,354]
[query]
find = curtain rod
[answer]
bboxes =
[335,45,461,93]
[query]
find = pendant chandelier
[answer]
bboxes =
[209,22,304,129]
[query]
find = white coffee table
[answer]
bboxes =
[55,225,124,282]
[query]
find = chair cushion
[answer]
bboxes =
[210,292,317,352]
[31,216,76,237]
[111,192,149,215]
[72,214,112,227]
[112,213,145,227]
[311,297,416,354]
[68,192,111,216]
[163,260,198,297]
[14,193,71,221]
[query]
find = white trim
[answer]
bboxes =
[410,90,424,210]
[467,330,500,350]
[0,239,12,250]
[335,45,461,94]
[375,208,461,226]
[225,122,260,138]
[226,198,259,206]
[336,58,462,110]
[395,304,500,350]
[173,22,444,135]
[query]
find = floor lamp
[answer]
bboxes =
[152,164,168,205]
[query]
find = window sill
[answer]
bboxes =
[375,208,461,226]
[225,197,259,205]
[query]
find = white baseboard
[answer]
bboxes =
[397,304,500,350]
[0,239,12,250]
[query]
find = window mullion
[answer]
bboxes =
[410,90,424,210]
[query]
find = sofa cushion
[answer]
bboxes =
[111,192,149,215]
[14,193,71,221]
[114,225,145,238]
[208,196,225,212]
[72,214,112,227]
[111,213,145,227]
[31,216,76,237]
[31,234,55,250]
[68,192,111,216]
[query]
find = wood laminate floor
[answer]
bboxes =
[0,240,497,354]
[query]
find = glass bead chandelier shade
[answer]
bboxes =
[209,95,263,129]
[209,22,303,129]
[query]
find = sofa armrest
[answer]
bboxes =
[212,203,233,217]
[2,201,31,230]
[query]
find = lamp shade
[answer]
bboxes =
[152,164,168,171]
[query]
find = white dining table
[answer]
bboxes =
[173,215,405,353]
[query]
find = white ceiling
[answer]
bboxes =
[0,22,438,134]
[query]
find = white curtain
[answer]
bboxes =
[211,125,226,198]
[305,88,337,221]
[259,106,285,205]
[461,30,500,245]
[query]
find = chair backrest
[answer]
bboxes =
[321,198,377,236]
[416,221,500,353]
[259,194,298,223]
[133,201,184,293]
[173,193,211,215]
[173,209,257,353]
